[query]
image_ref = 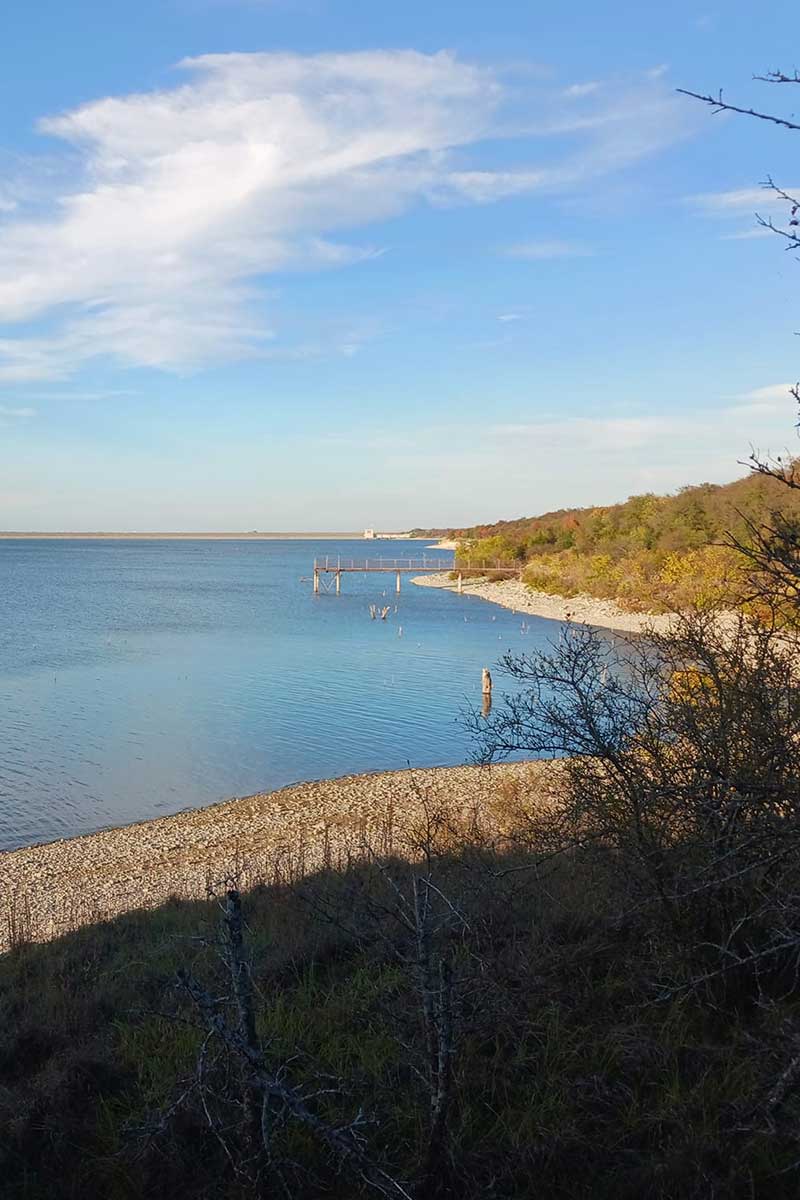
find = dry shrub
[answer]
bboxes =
[470,608,800,995]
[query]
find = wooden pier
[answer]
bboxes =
[311,556,522,594]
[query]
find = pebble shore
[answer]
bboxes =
[0,761,544,951]
[413,572,675,634]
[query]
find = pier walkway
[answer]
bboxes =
[311,556,522,593]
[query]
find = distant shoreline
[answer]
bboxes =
[0,531,427,541]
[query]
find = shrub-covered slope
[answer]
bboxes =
[429,471,800,611]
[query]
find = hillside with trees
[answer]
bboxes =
[424,468,800,612]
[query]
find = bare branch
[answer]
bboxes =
[754,70,800,85]
[677,87,800,131]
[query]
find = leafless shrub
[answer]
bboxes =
[469,608,800,994]
[292,788,499,1199]
[140,884,413,1198]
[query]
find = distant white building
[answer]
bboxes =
[363,528,376,540]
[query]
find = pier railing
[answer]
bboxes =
[312,557,522,572]
[313,556,455,571]
[311,555,522,593]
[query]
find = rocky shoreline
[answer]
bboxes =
[0,761,545,951]
[413,572,675,634]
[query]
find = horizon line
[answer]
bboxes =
[0,530,431,541]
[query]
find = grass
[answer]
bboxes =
[2,821,800,1198]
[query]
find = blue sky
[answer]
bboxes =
[0,0,799,530]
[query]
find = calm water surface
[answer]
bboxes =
[0,539,567,850]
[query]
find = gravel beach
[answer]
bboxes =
[0,761,546,951]
[413,572,675,634]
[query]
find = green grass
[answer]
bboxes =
[2,847,800,1199]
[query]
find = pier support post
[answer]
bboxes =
[396,571,401,594]
[313,570,319,594]
[482,667,493,717]
[335,571,341,595]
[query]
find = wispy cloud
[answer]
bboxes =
[489,386,796,455]
[688,185,800,240]
[0,53,694,380]
[314,406,760,464]
[10,389,138,401]
[0,405,35,418]
[563,82,600,98]
[503,239,592,260]
[491,415,675,451]
[728,382,796,416]
[720,227,773,242]
[310,387,797,521]
[691,186,775,212]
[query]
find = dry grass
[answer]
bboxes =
[2,786,800,1199]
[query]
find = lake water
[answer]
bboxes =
[0,538,565,851]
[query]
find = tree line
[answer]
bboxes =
[426,468,800,612]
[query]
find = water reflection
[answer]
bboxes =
[0,538,569,849]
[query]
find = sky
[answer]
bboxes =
[0,1,799,531]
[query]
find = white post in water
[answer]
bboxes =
[396,571,401,594]
[457,573,463,594]
[335,571,341,595]
[313,569,319,594]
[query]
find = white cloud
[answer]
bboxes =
[0,53,694,380]
[692,187,769,212]
[689,185,800,239]
[720,227,773,241]
[492,415,675,451]
[728,382,796,416]
[313,390,797,523]
[563,82,600,98]
[497,312,524,322]
[0,405,35,418]
[445,168,559,202]
[488,387,797,460]
[503,239,591,260]
[9,388,138,401]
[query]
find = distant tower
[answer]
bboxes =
[363,528,376,540]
